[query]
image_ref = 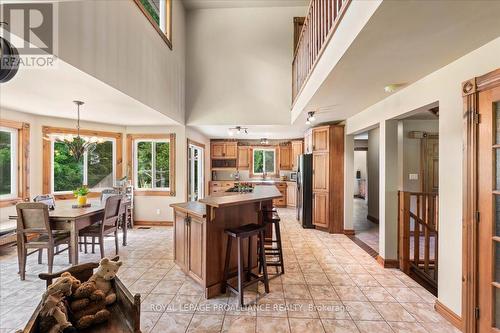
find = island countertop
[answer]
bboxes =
[198,185,282,208]
[169,201,207,218]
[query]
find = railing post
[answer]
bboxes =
[398,191,411,274]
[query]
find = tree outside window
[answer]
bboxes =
[135,140,170,190]
[253,149,275,175]
[0,128,17,198]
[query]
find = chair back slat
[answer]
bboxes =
[102,195,122,228]
[16,203,51,240]
[33,194,56,210]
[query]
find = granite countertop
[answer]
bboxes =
[169,201,206,218]
[198,185,282,208]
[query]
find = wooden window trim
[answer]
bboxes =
[249,146,278,179]
[126,133,176,196]
[42,126,123,199]
[0,119,30,207]
[133,0,172,50]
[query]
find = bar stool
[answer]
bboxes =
[260,208,285,275]
[222,223,270,307]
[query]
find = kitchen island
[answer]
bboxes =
[170,185,282,298]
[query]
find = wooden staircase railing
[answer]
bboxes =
[292,0,351,103]
[398,191,439,293]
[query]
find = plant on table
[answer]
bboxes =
[73,186,90,206]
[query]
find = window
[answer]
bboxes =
[127,134,176,196]
[188,141,204,201]
[0,127,18,199]
[253,148,276,175]
[135,0,172,49]
[52,139,115,193]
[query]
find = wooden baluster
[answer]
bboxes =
[424,194,430,274]
[414,195,420,267]
[399,191,411,274]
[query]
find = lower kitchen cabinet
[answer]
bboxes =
[174,210,205,284]
[286,182,297,207]
[313,192,329,228]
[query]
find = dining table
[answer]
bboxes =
[9,199,129,265]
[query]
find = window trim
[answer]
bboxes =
[0,119,30,207]
[251,147,277,176]
[133,0,173,50]
[42,126,123,199]
[133,138,170,191]
[127,133,176,196]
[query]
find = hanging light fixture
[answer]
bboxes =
[48,101,103,162]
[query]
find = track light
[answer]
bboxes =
[260,138,269,144]
[306,111,315,125]
[228,126,248,136]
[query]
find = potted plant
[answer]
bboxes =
[73,185,90,206]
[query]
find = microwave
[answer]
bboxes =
[290,172,298,181]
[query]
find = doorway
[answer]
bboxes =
[187,140,205,201]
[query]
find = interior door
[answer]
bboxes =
[477,85,500,332]
[422,137,439,193]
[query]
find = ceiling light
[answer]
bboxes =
[228,126,248,136]
[384,83,405,93]
[228,128,234,136]
[260,138,269,145]
[308,111,316,122]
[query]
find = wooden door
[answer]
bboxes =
[313,126,329,152]
[477,85,500,332]
[422,137,439,193]
[211,143,225,159]
[279,145,292,170]
[287,183,297,207]
[224,143,238,159]
[174,211,187,271]
[188,215,204,283]
[237,147,250,169]
[313,192,329,228]
[291,140,303,170]
[313,153,329,191]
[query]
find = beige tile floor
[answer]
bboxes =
[0,208,459,333]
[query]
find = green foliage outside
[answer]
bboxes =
[253,149,275,174]
[137,141,169,189]
[0,131,12,195]
[140,0,160,25]
[88,141,113,188]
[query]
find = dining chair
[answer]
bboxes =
[78,195,123,258]
[16,202,72,280]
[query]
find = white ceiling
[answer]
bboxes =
[299,0,500,124]
[0,58,178,126]
[183,0,308,10]
[189,124,308,140]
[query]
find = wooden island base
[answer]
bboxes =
[170,186,281,298]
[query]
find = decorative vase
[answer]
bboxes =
[77,195,87,206]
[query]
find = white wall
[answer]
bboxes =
[345,36,500,316]
[186,6,306,126]
[56,0,186,123]
[353,150,367,196]
[367,128,379,220]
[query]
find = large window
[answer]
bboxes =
[135,0,172,49]
[253,148,276,175]
[0,127,18,199]
[127,134,176,196]
[52,139,115,193]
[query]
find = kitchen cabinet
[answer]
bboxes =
[237,146,250,169]
[312,153,329,191]
[272,182,287,207]
[312,126,329,152]
[279,145,292,170]
[291,140,303,170]
[209,181,234,194]
[304,129,313,153]
[174,210,205,284]
[174,211,188,271]
[286,182,297,207]
[313,192,329,228]
[211,142,237,159]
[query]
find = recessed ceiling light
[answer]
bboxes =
[384,83,405,93]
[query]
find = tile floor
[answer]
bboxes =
[352,198,379,253]
[0,208,459,333]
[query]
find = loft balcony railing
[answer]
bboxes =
[292,0,351,103]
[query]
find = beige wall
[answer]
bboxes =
[0,108,204,224]
[345,36,500,316]
[353,150,367,196]
[367,128,379,220]
[186,5,306,126]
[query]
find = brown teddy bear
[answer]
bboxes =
[60,272,81,294]
[88,257,123,305]
[39,276,77,333]
[69,280,110,329]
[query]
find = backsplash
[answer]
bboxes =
[212,170,293,181]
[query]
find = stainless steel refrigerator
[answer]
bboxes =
[297,154,314,228]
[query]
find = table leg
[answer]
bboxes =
[122,211,128,246]
[16,232,22,275]
[70,222,79,265]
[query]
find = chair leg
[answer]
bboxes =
[79,237,83,252]
[237,237,244,307]
[47,246,54,274]
[275,222,285,275]
[84,236,88,254]
[221,236,232,294]
[38,249,43,264]
[259,230,270,294]
[99,235,105,259]
[92,237,95,254]
[114,230,119,255]
[20,248,27,281]
[68,244,72,264]
[246,235,252,282]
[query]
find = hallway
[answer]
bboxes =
[353,198,379,253]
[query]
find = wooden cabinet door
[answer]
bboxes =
[304,130,313,153]
[291,141,303,170]
[174,211,187,271]
[313,126,329,152]
[188,215,204,282]
[313,153,329,191]
[279,145,292,170]
[313,192,329,228]
[211,143,225,158]
[237,147,250,169]
[224,143,238,159]
[287,183,297,207]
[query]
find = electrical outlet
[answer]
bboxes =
[156,209,161,215]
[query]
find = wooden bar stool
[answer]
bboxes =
[222,223,270,307]
[260,209,285,275]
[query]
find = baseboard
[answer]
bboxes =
[134,220,173,226]
[343,229,355,236]
[376,255,399,268]
[435,300,463,331]
[367,215,379,224]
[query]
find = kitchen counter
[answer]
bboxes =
[169,201,206,218]
[199,185,281,208]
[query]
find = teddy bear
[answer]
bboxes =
[60,272,81,294]
[39,275,77,333]
[69,280,110,329]
[88,257,123,305]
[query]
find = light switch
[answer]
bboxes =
[409,173,419,180]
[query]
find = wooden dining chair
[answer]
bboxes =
[78,195,123,259]
[16,202,72,280]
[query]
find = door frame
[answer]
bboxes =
[186,139,206,201]
[462,68,500,333]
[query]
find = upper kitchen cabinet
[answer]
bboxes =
[237,146,250,169]
[304,129,313,153]
[211,142,238,159]
[291,140,303,170]
[279,144,292,170]
[312,126,329,152]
